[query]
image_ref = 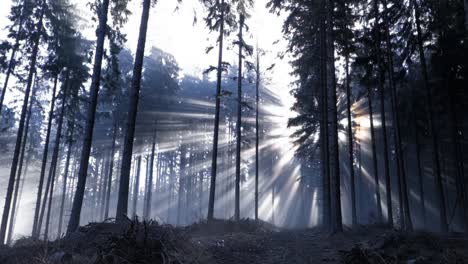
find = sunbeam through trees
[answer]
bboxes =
[0,0,467,263]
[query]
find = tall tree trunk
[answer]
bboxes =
[105,124,117,219]
[320,0,331,227]
[7,141,32,245]
[367,85,383,224]
[234,14,244,221]
[33,75,58,238]
[208,0,225,221]
[144,126,157,220]
[99,153,109,221]
[67,0,110,233]
[58,123,74,238]
[255,48,260,221]
[0,2,45,243]
[448,86,466,231]
[326,0,342,233]
[344,54,357,227]
[131,156,142,218]
[414,116,426,228]
[381,0,412,230]
[0,3,25,115]
[413,0,448,232]
[168,154,175,222]
[116,0,152,221]
[44,79,69,240]
[373,0,393,227]
[464,0,468,34]
[177,144,187,225]
[7,80,36,244]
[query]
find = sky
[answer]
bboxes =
[0,0,298,236]
[0,0,295,117]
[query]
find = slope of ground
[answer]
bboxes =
[0,219,467,264]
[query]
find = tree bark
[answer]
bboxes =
[448,86,466,231]
[372,0,393,227]
[208,0,226,221]
[67,0,110,233]
[367,85,383,224]
[381,0,412,230]
[6,79,36,244]
[326,0,342,233]
[33,75,58,238]
[44,77,69,240]
[320,0,331,228]
[344,54,357,227]
[414,116,426,228]
[413,0,448,232]
[57,123,74,238]
[0,2,45,243]
[105,124,117,219]
[131,156,142,218]
[144,126,157,220]
[177,144,187,225]
[116,0,152,221]
[255,48,260,221]
[234,14,244,221]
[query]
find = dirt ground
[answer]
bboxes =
[1,219,467,263]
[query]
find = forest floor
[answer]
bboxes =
[0,219,467,264]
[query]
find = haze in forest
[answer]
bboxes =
[0,0,466,252]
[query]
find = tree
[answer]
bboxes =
[372,0,392,227]
[0,0,32,116]
[254,47,260,221]
[206,0,227,221]
[143,125,157,220]
[326,0,343,233]
[412,0,448,232]
[6,73,38,245]
[67,0,111,233]
[234,14,244,221]
[116,0,153,221]
[0,0,45,244]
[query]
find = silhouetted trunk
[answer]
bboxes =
[320,0,331,227]
[132,156,142,218]
[7,140,32,245]
[255,49,260,221]
[367,85,383,224]
[99,153,109,221]
[177,144,187,225]
[116,0,151,221]
[448,87,466,230]
[44,78,69,240]
[105,124,117,219]
[344,54,357,227]
[464,0,468,33]
[373,0,393,227]
[168,154,175,222]
[326,0,342,233]
[33,75,58,238]
[381,0,412,230]
[67,0,110,234]
[414,118,426,228]
[0,3,24,115]
[7,81,36,244]
[0,2,45,243]
[208,0,225,221]
[413,0,448,232]
[234,14,244,221]
[144,127,156,220]
[58,123,74,238]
